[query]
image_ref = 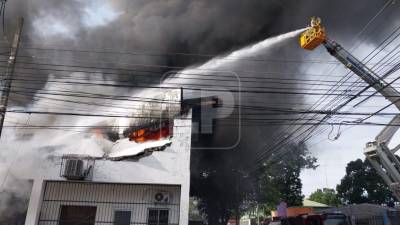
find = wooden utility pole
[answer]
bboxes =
[0,17,24,138]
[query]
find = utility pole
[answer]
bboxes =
[0,17,24,138]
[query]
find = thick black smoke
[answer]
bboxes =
[1,0,400,222]
[4,0,398,153]
[3,0,398,105]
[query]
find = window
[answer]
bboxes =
[114,210,132,225]
[324,214,349,225]
[148,209,169,225]
[59,205,97,225]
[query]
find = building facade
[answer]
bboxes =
[24,114,192,225]
[38,181,180,225]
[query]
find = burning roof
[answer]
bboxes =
[107,138,172,160]
[102,96,220,160]
[106,121,173,160]
[99,97,221,160]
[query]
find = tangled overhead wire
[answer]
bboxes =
[328,123,342,141]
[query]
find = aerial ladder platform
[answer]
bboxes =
[300,17,400,200]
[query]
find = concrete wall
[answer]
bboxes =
[24,114,192,225]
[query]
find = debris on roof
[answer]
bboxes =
[106,138,172,160]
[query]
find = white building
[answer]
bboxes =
[24,114,192,225]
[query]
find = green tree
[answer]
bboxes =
[336,159,395,204]
[259,142,318,209]
[309,188,341,206]
[190,142,317,225]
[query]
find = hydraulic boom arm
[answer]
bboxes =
[300,17,400,200]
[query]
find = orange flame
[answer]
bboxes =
[93,128,104,138]
[129,123,172,143]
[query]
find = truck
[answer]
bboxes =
[299,17,400,201]
[271,213,350,225]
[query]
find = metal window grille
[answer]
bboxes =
[38,181,181,225]
[114,210,132,225]
[148,209,169,225]
[59,205,97,225]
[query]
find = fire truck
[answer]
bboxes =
[299,17,400,201]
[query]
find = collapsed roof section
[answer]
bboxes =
[107,138,172,160]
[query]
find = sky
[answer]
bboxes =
[1,0,400,207]
[301,93,400,196]
[301,125,381,196]
[299,26,400,195]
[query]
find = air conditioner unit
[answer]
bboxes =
[63,159,85,180]
[154,192,170,204]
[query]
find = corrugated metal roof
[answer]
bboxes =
[303,199,330,207]
[318,203,400,218]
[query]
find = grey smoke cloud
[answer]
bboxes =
[1,0,400,221]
